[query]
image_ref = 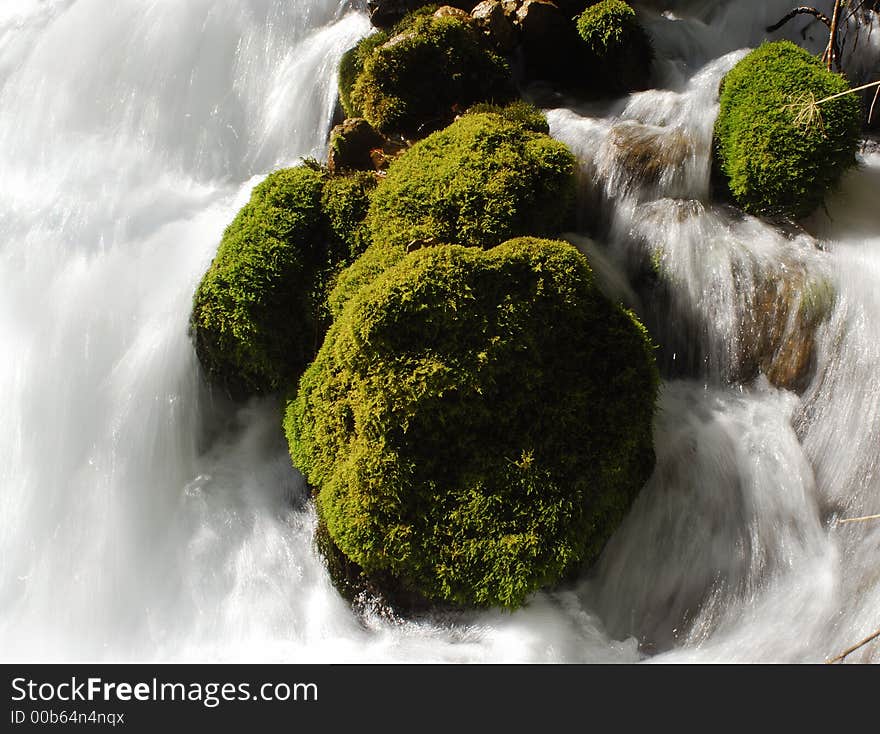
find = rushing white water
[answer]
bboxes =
[0,0,878,662]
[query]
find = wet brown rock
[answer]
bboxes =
[472,0,518,52]
[327,118,407,173]
[434,5,473,21]
[736,262,833,392]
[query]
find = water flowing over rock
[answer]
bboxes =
[1,0,880,663]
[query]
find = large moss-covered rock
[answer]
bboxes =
[191,167,325,396]
[287,238,659,609]
[368,111,576,250]
[191,166,375,397]
[348,12,514,136]
[328,111,577,316]
[576,0,653,94]
[714,41,862,219]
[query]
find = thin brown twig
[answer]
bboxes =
[837,513,880,524]
[826,627,880,663]
[823,0,843,71]
[766,6,833,32]
[870,84,880,125]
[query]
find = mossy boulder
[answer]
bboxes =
[327,111,577,316]
[320,170,377,273]
[576,0,653,94]
[338,33,391,120]
[714,41,862,219]
[191,166,375,397]
[348,12,514,136]
[287,238,659,609]
[368,111,576,250]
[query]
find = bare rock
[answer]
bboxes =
[328,118,403,173]
[472,0,518,52]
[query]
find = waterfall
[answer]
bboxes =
[0,0,877,662]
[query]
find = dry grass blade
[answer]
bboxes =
[837,513,880,525]
[784,91,827,135]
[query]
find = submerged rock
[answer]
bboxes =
[736,262,834,392]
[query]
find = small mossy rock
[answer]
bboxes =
[191,167,326,397]
[287,238,659,609]
[714,41,862,219]
[367,112,576,251]
[576,0,654,94]
[350,13,514,136]
[327,118,386,173]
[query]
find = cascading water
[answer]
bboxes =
[0,0,877,662]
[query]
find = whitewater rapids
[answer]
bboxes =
[0,0,877,662]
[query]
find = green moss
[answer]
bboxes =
[287,238,659,609]
[338,33,390,119]
[191,167,378,396]
[321,171,377,269]
[714,41,862,219]
[576,0,653,93]
[190,167,325,396]
[327,242,407,319]
[349,13,514,136]
[463,100,550,134]
[368,112,577,251]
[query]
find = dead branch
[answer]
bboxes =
[826,626,880,663]
[870,84,880,125]
[823,0,844,71]
[766,6,840,70]
[766,6,833,33]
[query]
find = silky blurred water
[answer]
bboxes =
[0,0,877,662]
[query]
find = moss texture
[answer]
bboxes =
[714,41,862,219]
[338,32,390,119]
[576,0,653,94]
[463,100,551,134]
[191,166,376,397]
[287,238,659,609]
[326,111,577,318]
[368,112,577,251]
[348,13,514,136]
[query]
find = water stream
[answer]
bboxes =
[0,0,877,662]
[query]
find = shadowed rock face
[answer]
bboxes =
[368,0,479,28]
